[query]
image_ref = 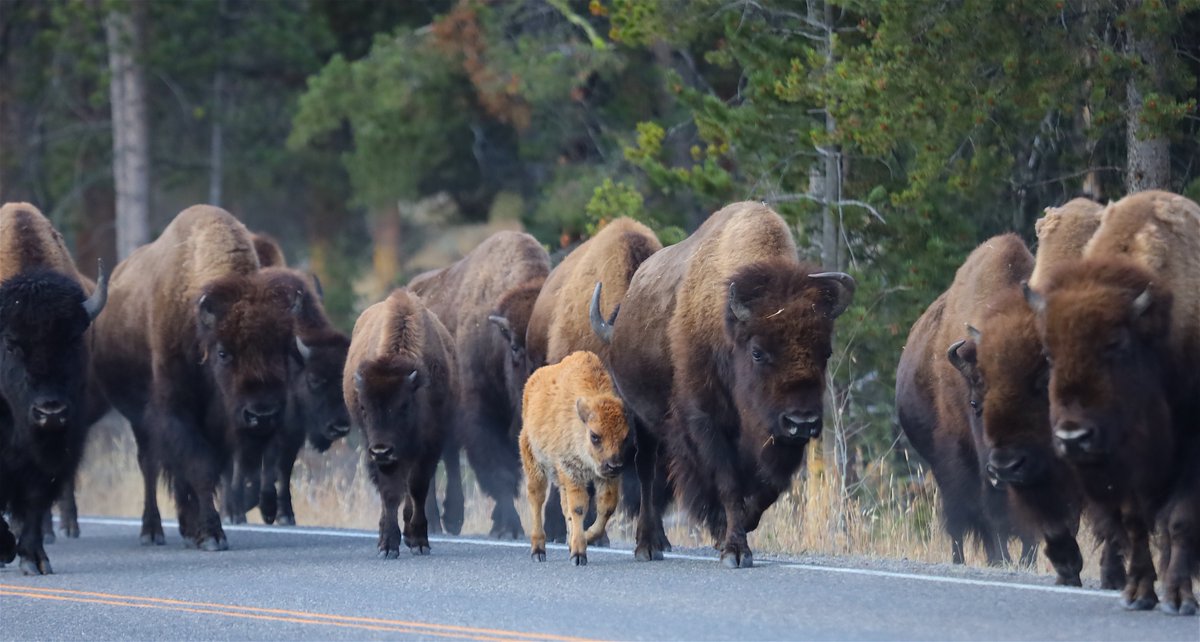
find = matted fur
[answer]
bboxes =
[408,231,550,538]
[606,201,852,567]
[520,351,633,565]
[896,234,1036,566]
[1028,197,1103,289]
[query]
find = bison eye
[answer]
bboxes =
[589,432,601,446]
[307,374,326,390]
[511,343,521,354]
[969,399,981,416]
[217,348,232,363]
[751,347,766,363]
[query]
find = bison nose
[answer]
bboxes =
[243,403,281,428]
[601,461,624,478]
[31,400,67,428]
[780,411,821,439]
[986,449,1027,484]
[1053,420,1098,457]
[369,444,396,464]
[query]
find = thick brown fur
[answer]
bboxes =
[520,351,634,565]
[409,231,550,538]
[0,202,108,574]
[1028,198,1103,289]
[1032,190,1200,614]
[897,234,1038,568]
[251,233,286,268]
[345,288,455,558]
[603,201,853,567]
[92,205,300,551]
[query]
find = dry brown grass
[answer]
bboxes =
[74,412,1105,581]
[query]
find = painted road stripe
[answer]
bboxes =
[76,516,1118,599]
[0,584,601,642]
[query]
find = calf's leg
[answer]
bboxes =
[584,478,619,545]
[558,471,589,567]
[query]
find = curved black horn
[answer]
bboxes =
[590,282,614,344]
[808,271,857,319]
[946,339,967,372]
[83,258,108,321]
[310,273,325,301]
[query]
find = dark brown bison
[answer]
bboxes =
[1028,190,1200,614]
[92,205,302,551]
[896,234,1038,567]
[409,231,550,538]
[491,217,660,543]
[593,201,854,567]
[345,288,454,558]
[0,202,107,574]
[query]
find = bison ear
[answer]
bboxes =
[1021,281,1045,316]
[728,282,753,322]
[576,397,592,424]
[808,272,857,319]
[947,339,978,377]
[488,315,513,342]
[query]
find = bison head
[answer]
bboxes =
[0,267,106,436]
[947,291,1053,486]
[723,260,855,444]
[295,330,352,452]
[353,356,425,469]
[488,278,544,414]
[575,394,634,479]
[197,275,300,435]
[1026,259,1173,464]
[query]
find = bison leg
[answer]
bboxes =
[132,421,165,546]
[376,480,402,559]
[440,439,464,536]
[274,445,297,526]
[1160,502,1198,616]
[15,498,53,575]
[1041,528,1083,587]
[525,461,549,563]
[58,478,80,539]
[41,509,55,545]
[557,471,589,567]
[0,514,16,564]
[258,441,281,525]
[462,399,523,539]
[544,486,568,543]
[1121,514,1159,611]
[633,429,666,562]
[403,459,434,555]
[1098,518,1128,591]
[584,478,619,545]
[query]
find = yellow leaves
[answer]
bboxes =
[588,0,608,17]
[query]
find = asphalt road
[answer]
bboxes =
[0,519,1196,641]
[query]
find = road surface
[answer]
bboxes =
[0,518,1195,641]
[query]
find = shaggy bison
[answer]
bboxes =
[93,205,302,551]
[0,203,107,574]
[345,288,454,558]
[409,231,550,538]
[896,234,1037,566]
[595,201,854,567]
[493,217,660,542]
[1028,190,1200,614]
[520,351,634,566]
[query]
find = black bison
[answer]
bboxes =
[492,217,660,543]
[345,288,454,558]
[897,234,1038,567]
[593,201,854,567]
[1028,190,1200,615]
[92,205,302,551]
[409,231,550,538]
[0,202,107,574]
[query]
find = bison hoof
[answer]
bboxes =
[20,557,52,576]
[409,544,431,556]
[276,514,296,527]
[720,548,753,569]
[443,519,463,537]
[532,549,546,562]
[63,522,80,539]
[1121,595,1158,611]
[1054,574,1083,587]
[199,535,228,552]
[634,544,664,562]
[571,553,588,567]
[1101,568,1127,591]
[140,531,166,546]
[379,547,400,560]
[42,530,56,545]
[1161,597,1199,616]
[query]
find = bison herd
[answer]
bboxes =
[0,191,1194,617]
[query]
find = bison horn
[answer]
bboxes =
[310,273,324,301]
[487,315,513,341]
[407,369,421,388]
[808,271,857,319]
[295,336,312,362]
[198,293,217,329]
[728,282,753,322]
[83,258,108,322]
[1021,281,1045,315]
[290,289,304,316]
[1131,287,1152,318]
[590,282,616,344]
[947,339,970,373]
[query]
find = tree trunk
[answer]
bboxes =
[106,1,150,259]
[1124,4,1170,192]
[209,70,224,207]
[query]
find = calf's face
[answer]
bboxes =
[575,395,633,478]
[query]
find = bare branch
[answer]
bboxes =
[763,192,886,224]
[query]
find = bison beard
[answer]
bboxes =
[0,269,106,575]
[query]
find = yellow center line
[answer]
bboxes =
[0,584,604,642]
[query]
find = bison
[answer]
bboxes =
[0,202,107,574]
[409,231,550,538]
[1028,190,1200,614]
[593,201,854,567]
[345,288,454,558]
[492,217,661,543]
[92,205,302,551]
[520,351,634,566]
[896,234,1037,567]
[251,233,286,269]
